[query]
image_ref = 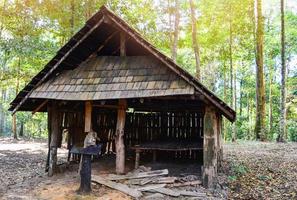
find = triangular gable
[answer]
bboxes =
[9,5,235,122]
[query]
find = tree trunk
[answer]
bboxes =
[223,64,227,141]
[247,93,251,139]
[0,89,6,135]
[84,0,92,20]
[239,79,243,116]
[268,67,273,133]
[171,0,180,62]
[70,0,75,36]
[19,122,23,137]
[229,6,236,142]
[255,0,266,141]
[12,57,21,140]
[232,66,237,141]
[278,0,286,142]
[189,0,201,80]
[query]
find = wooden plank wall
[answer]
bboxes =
[125,111,203,145]
[91,109,203,160]
[61,111,85,149]
[125,111,203,160]
[59,108,204,161]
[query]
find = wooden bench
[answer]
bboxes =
[130,141,203,169]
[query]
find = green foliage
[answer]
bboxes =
[228,162,249,181]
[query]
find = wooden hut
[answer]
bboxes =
[9,6,235,188]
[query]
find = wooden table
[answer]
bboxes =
[130,141,203,169]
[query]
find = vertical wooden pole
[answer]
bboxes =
[115,99,127,174]
[120,32,126,56]
[135,149,140,169]
[120,32,127,56]
[202,106,219,188]
[46,101,52,172]
[48,101,59,177]
[85,101,92,133]
[116,32,126,174]
[217,115,223,170]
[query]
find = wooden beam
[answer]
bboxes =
[12,17,105,115]
[85,101,92,132]
[32,100,48,115]
[92,104,120,110]
[115,99,127,174]
[120,32,126,56]
[96,31,119,54]
[111,37,130,55]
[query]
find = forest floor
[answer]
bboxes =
[0,138,296,200]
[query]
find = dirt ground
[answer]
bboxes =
[222,141,297,200]
[0,138,296,200]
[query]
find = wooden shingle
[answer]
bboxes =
[30,56,194,100]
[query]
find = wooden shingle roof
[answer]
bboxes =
[30,56,194,100]
[9,5,236,122]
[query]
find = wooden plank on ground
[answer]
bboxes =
[140,177,153,185]
[128,176,177,185]
[107,169,168,181]
[136,184,166,191]
[150,188,180,197]
[152,177,177,184]
[168,180,201,188]
[92,175,142,198]
[179,190,207,197]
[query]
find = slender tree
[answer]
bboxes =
[229,4,236,142]
[255,0,266,141]
[70,0,75,36]
[268,65,273,133]
[12,57,21,140]
[189,0,201,80]
[278,0,286,142]
[171,0,180,61]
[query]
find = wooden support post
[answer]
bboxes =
[135,149,140,169]
[48,101,59,177]
[202,106,219,188]
[217,115,223,170]
[120,32,126,56]
[46,102,52,172]
[85,101,92,132]
[115,99,127,174]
